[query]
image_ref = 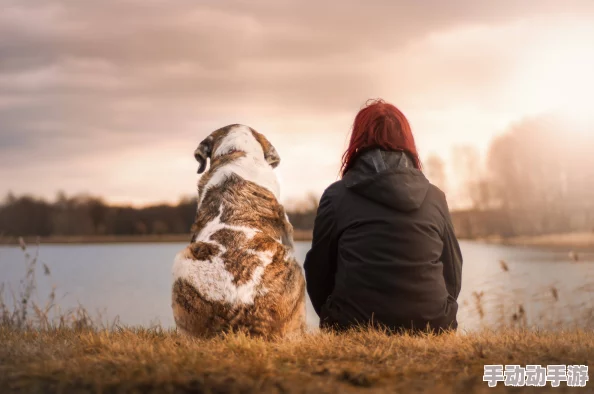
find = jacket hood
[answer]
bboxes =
[342,149,430,212]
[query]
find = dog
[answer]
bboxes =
[172,124,306,339]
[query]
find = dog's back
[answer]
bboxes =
[172,125,305,338]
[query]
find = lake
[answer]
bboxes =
[1,241,593,331]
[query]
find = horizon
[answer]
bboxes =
[1,1,594,210]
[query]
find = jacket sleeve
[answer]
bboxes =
[303,189,338,317]
[440,196,463,300]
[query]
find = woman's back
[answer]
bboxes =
[303,100,462,333]
[308,149,459,331]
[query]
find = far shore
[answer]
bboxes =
[0,230,314,245]
[477,231,594,251]
[1,231,594,251]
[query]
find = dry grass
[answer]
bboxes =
[0,326,592,393]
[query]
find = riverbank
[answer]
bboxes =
[1,327,592,393]
[2,231,594,252]
[478,232,594,251]
[0,230,314,245]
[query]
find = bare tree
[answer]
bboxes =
[451,145,492,210]
[486,114,594,235]
[424,154,447,194]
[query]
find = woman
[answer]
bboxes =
[303,99,463,333]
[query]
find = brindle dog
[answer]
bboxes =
[172,124,306,339]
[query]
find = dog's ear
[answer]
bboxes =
[251,129,280,168]
[194,135,213,174]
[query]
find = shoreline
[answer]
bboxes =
[0,230,314,245]
[1,231,593,251]
[474,231,594,251]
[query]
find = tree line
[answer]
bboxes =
[0,192,196,237]
[0,192,320,238]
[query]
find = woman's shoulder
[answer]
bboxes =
[317,180,347,211]
[425,183,453,219]
[324,180,346,195]
[426,183,447,201]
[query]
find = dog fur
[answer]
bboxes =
[172,124,306,339]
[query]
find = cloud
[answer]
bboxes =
[1,0,594,204]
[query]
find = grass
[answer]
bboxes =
[1,238,593,393]
[1,326,593,393]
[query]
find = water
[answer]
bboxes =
[1,241,593,331]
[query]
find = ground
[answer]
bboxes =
[0,327,592,393]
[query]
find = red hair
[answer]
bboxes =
[340,99,422,177]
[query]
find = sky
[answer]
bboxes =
[1,0,594,209]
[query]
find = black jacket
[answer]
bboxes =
[303,148,463,332]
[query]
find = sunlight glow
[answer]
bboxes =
[509,25,594,131]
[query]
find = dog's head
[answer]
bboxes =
[194,124,280,174]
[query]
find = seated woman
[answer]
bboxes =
[304,99,463,333]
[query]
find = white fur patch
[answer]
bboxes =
[172,208,275,305]
[197,125,280,209]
